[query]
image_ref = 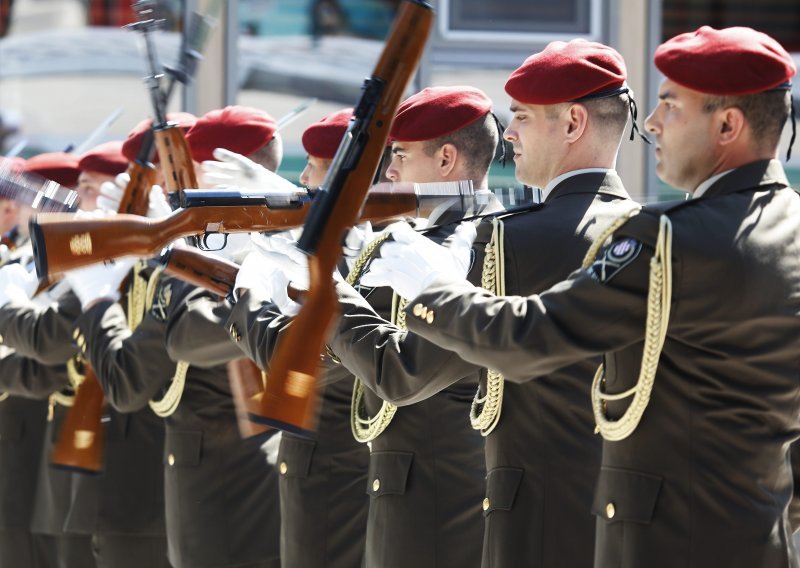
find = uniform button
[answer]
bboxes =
[80,343,87,354]
[425,310,435,324]
[605,502,615,519]
[412,303,424,317]
[72,328,80,340]
[76,335,85,348]
[167,453,175,466]
[279,462,288,475]
[372,478,380,492]
[229,324,241,342]
[482,497,490,511]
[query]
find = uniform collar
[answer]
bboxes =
[544,169,630,203]
[699,159,790,199]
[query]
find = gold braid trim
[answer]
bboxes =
[588,214,673,441]
[348,232,399,443]
[128,263,189,418]
[470,216,506,436]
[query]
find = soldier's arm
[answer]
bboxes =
[164,285,244,368]
[0,345,70,398]
[225,289,293,370]
[75,299,175,412]
[0,290,82,364]
[404,227,659,382]
[326,280,481,405]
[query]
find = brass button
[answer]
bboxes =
[167,453,175,466]
[72,328,80,340]
[605,502,615,519]
[425,310,435,324]
[76,335,85,348]
[229,324,241,342]
[372,478,380,492]
[279,462,288,475]
[80,343,87,354]
[412,303,424,317]
[482,497,490,511]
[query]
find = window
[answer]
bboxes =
[439,0,601,43]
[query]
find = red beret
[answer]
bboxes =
[301,108,352,159]
[121,112,198,162]
[24,152,81,187]
[654,26,795,96]
[0,156,25,175]
[505,40,627,105]
[390,86,492,142]
[78,141,128,177]
[186,106,277,163]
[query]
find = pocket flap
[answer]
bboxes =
[0,412,24,442]
[277,435,317,479]
[367,451,414,498]
[591,466,662,524]
[483,467,524,516]
[164,430,203,467]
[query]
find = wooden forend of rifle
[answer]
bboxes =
[227,358,271,438]
[162,246,239,298]
[51,365,106,474]
[118,160,157,215]
[250,0,434,434]
[155,125,198,193]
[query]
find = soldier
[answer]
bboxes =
[229,86,503,568]
[326,40,641,567]
[8,142,170,567]
[7,153,98,568]
[70,105,283,568]
[370,26,800,567]
[209,107,372,568]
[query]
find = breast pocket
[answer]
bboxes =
[591,466,662,524]
[366,450,414,498]
[164,430,203,467]
[482,467,524,516]
[277,435,316,479]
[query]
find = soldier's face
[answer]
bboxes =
[77,170,114,210]
[300,155,331,190]
[385,141,442,183]
[504,100,563,188]
[645,79,720,192]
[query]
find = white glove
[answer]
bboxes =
[360,221,477,299]
[65,258,136,309]
[250,232,309,290]
[261,432,282,466]
[0,263,37,308]
[343,222,374,273]
[97,173,171,218]
[214,232,255,264]
[234,251,300,316]
[202,148,300,195]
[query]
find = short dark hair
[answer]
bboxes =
[702,90,791,151]
[248,134,284,173]
[422,113,499,182]
[544,93,630,141]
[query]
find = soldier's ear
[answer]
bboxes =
[438,143,458,176]
[717,106,745,146]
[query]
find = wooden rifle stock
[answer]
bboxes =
[51,365,106,473]
[118,160,157,215]
[250,0,434,434]
[161,246,238,297]
[31,191,418,279]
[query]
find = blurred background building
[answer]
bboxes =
[0,0,798,203]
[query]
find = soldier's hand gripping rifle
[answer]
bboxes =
[248,0,434,434]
